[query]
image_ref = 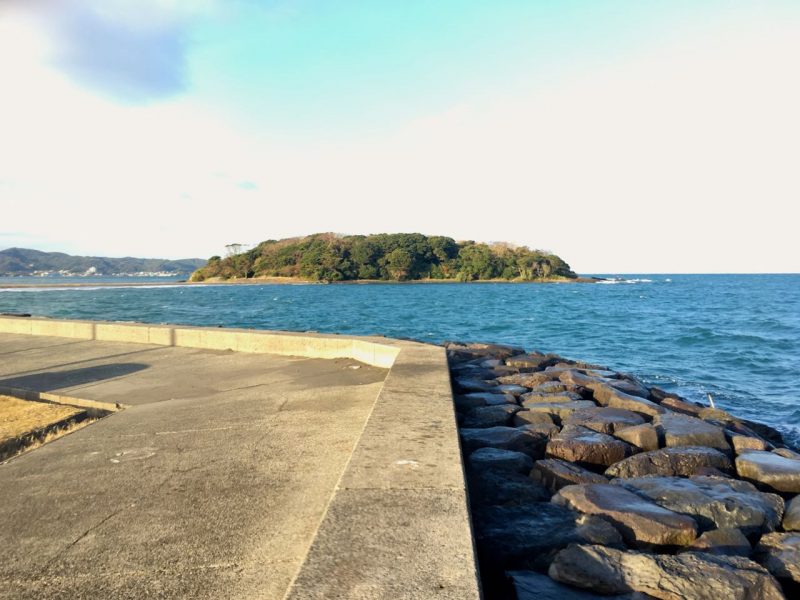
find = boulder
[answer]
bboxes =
[607,377,651,399]
[462,404,521,428]
[729,433,771,454]
[546,426,634,469]
[505,352,562,370]
[585,382,665,417]
[522,391,585,405]
[516,422,561,438]
[445,341,526,362]
[472,502,623,571]
[522,401,598,422]
[548,544,785,600]
[736,451,800,493]
[564,407,645,435]
[508,570,651,600]
[460,426,547,457]
[655,413,730,452]
[553,483,698,547]
[468,469,551,506]
[558,369,601,388]
[468,447,533,475]
[782,496,800,531]
[454,377,498,393]
[531,458,608,493]
[496,384,529,395]
[773,447,800,460]
[683,528,752,556]
[513,410,556,426]
[614,424,660,451]
[498,372,556,388]
[659,396,706,416]
[754,532,800,585]
[611,476,784,534]
[606,446,733,478]
[531,381,572,395]
[454,392,517,412]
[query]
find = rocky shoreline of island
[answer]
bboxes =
[446,342,799,599]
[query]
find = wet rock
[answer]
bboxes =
[683,528,752,556]
[553,483,698,547]
[531,458,608,493]
[522,401,598,421]
[497,371,556,388]
[546,426,634,469]
[585,382,665,417]
[460,426,547,458]
[521,391,584,405]
[454,392,516,411]
[454,377,498,393]
[782,496,800,531]
[614,424,660,451]
[742,420,785,447]
[773,447,800,460]
[754,532,800,585]
[606,446,733,478]
[564,407,645,435]
[611,476,784,534]
[509,570,652,600]
[472,502,623,571]
[468,447,534,475]
[736,451,800,493]
[729,433,771,454]
[548,544,785,600]
[462,404,521,428]
[468,469,551,506]
[654,413,730,453]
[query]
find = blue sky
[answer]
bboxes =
[1,0,798,272]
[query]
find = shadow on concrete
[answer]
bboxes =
[0,363,150,392]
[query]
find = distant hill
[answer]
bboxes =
[191,233,577,283]
[0,248,206,276]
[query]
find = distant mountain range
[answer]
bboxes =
[0,248,206,277]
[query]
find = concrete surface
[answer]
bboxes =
[0,318,481,599]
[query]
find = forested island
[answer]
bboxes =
[190,233,578,283]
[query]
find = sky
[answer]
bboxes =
[1,0,798,274]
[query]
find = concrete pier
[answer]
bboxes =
[0,317,480,599]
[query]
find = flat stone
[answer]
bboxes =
[505,353,561,370]
[654,413,730,452]
[558,369,600,388]
[549,544,785,600]
[512,410,556,426]
[468,447,534,475]
[606,377,650,399]
[521,391,584,405]
[455,377,498,393]
[682,528,752,556]
[783,496,800,531]
[472,502,623,572]
[553,484,698,547]
[736,450,800,493]
[454,392,516,411]
[462,404,521,428]
[611,476,784,534]
[606,446,733,478]
[460,426,547,458]
[509,570,650,600]
[445,341,526,361]
[531,458,608,493]
[754,532,800,584]
[497,372,556,388]
[496,384,529,395]
[773,447,800,460]
[522,401,598,422]
[564,407,645,435]
[614,424,660,451]
[584,382,665,417]
[468,469,551,507]
[729,433,770,454]
[516,422,561,437]
[658,396,705,416]
[546,426,633,468]
[531,381,571,394]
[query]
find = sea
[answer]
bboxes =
[1,274,798,446]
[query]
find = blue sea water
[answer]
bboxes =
[1,274,798,445]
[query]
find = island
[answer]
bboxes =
[190,233,581,283]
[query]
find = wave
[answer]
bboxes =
[596,278,653,285]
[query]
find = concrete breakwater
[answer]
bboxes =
[447,342,800,600]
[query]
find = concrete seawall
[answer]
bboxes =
[0,316,481,599]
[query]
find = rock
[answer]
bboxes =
[610,476,784,534]
[694,466,732,478]
[445,341,526,362]
[472,502,623,571]
[496,384,529,395]
[585,382,665,417]
[698,407,740,423]
[522,401,598,422]
[454,377,498,393]
[729,433,771,454]
[468,447,534,475]
[606,446,733,478]
[783,496,800,531]
[546,426,634,469]
[468,469,551,506]
[516,422,561,437]
[614,424,660,451]
[558,369,600,388]
[521,391,584,404]
[532,381,572,394]
[607,377,650,399]
[736,451,800,493]
[460,426,547,458]
[508,570,651,600]
[548,544,785,600]
[454,392,516,411]
[754,532,800,584]
[659,396,706,417]
[553,484,698,547]
[564,407,645,435]
[682,528,752,556]
[773,447,800,460]
[654,413,730,453]
[513,410,556,426]
[497,372,556,388]
[531,458,608,493]
[462,404,521,428]
[505,352,562,370]
[742,420,785,447]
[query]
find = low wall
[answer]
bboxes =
[0,315,481,599]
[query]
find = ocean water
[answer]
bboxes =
[1,274,798,445]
